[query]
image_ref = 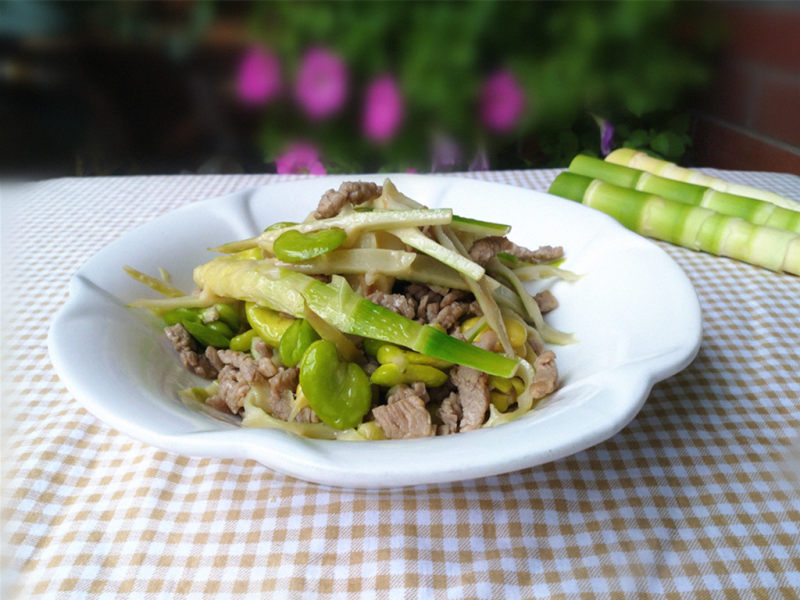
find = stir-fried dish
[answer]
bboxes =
[126,179,579,440]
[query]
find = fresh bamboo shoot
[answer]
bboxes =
[605,148,798,210]
[569,155,800,234]
[548,172,800,276]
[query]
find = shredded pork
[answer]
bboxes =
[530,350,558,400]
[469,236,563,267]
[372,392,435,439]
[315,181,382,219]
[164,324,219,380]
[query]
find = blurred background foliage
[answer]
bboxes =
[0,0,721,176]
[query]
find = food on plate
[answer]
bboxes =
[127,179,578,440]
[549,172,800,277]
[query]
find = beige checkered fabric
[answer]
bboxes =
[3,169,799,599]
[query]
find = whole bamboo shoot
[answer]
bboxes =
[548,172,800,276]
[605,148,798,210]
[569,154,800,234]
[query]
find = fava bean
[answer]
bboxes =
[375,343,452,369]
[183,319,231,348]
[299,340,372,430]
[273,228,347,263]
[164,307,232,348]
[265,221,298,232]
[229,329,257,352]
[370,362,448,388]
[163,307,200,327]
[213,303,240,331]
[245,303,294,347]
[279,318,320,367]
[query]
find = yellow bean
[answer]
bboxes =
[370,363,448,387]
[357,421,387,440]
[488,375,513,393]
[376,343,452,369]
[461,316,527,349]
[245,303,294,347]
[490,391,512,412]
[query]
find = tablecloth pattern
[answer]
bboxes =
[2,168,799,599]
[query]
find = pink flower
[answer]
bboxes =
[295,47,348,119]
[362,75,404,142]
[479,70,525,133]
[236,46,282,105]
[275,143,326,175]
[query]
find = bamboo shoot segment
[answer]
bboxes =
[568,154,800,234]
[548,173,800,276]
[605,149,798,210]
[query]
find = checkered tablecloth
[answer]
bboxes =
[2,169,799,599]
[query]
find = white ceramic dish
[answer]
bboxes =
[48,174,702,488]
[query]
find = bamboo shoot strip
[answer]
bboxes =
[265,209,453,250]
[605,148,798,210]
[193,258,519,376]
[569,155,800,234]
[548,173,800,276]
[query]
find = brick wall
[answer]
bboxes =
[692,3,800,174]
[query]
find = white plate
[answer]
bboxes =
[48,174,702,488]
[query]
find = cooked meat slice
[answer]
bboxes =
[469,236,563,266]
[205,347,298,417]
[294,406,321,424]
[205,346,225,372]
[472,330,498,352]
[440,289,468,307]
[398,282,480,328]
[216,348,277,380]
[525,245,564,263]
[450,365,490,432]
[404,283,443,304]
[468,236,511,266]
[164,324,219,379]
[431,301,471,331]
[423,300,441,324]
[387,382,430,405]
[530,350,558,400]
[314,181,382,219]
[534,290,558,314]
[373,393,435,439]
[261,367,301,421]
[251,337,271,358]
[213,365,256,414]
[367,290,418,320]
[436,392,461,436]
